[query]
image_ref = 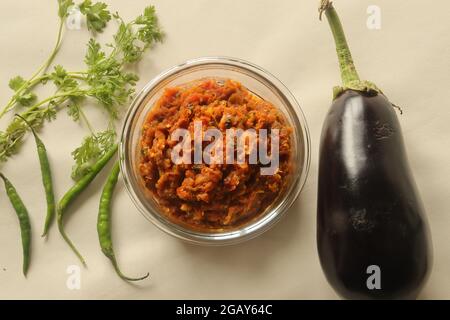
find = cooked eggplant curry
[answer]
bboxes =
[138,79,292,230]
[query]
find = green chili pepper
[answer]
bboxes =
[0,173,31,276]
[57,144,118,266]
[98,161,149,281]
[15,115,55,237]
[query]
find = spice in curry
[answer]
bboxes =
[138,78,292,230]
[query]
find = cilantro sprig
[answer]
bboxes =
[0,0,114,119]
[71,127,116,180]
[0,3,164,178]
[79,0,111,33]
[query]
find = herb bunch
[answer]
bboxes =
[0,0,111,118]
[0,1,163,181]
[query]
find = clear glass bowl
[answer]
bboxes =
[119,57,310,245]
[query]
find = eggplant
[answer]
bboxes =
[317,0,432,300]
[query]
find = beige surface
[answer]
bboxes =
[0,0,449,299]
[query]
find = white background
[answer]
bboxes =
[0,0,449,299]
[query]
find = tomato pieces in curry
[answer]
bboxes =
[138,79,292,230]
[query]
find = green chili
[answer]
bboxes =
[98,161,149,281]
[0,173,31,276]
[15,115,55,237]
[57,144,118,266]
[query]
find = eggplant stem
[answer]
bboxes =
[319,0,360,87]
[319,0,332,20]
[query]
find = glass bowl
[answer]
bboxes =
[119,57,310,245]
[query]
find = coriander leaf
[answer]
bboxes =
[71,128,116,180]
[44,107,57,122]
[9,76,26,91]
[83,38,139,118]
[79,0,111,33]
[50,65,79,91]
[58,0,75,18]
[16,92,37,107]
[95,128,116,151]
[84,39,105,66]
[9,76,38,106]
[67,104,80,121]
[71,134,100,180]
[66,95,85,122]
[52,65,67,79]
[113,22,142,63]
[112,7,163,64]
[135,6,164,46]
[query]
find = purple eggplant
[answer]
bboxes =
[317,0,432,299]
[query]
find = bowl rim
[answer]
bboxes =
[119,56,311,246]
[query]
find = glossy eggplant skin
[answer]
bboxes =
[317,90,432,300]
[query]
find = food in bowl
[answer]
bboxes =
[120,57,310,245]
[138,78,293,230]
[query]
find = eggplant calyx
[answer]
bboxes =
[332,83,404,115]
[332,80,382,100]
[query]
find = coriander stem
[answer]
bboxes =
[0,75,50,116]
[78,107,96,135]
[0,18,65,118]
[320,0,360,86]
[31,19,65,80]
[69,74,87,81]
[19,96,68,122]
[26,92,77,113]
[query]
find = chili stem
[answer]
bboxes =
[0,96,68,160]
[15,114,56,238]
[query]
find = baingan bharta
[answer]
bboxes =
[138,78,293,230]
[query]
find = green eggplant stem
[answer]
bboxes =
[319,0,360,87]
